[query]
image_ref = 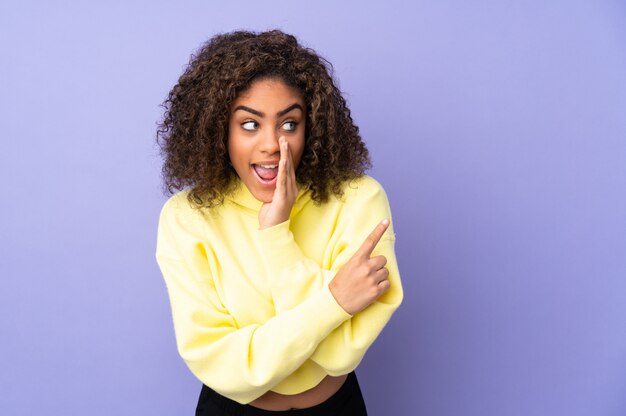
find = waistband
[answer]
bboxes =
[205,372,359,416]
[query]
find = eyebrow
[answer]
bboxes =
[233,103,304,118]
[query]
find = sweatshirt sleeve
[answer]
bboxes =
[255,178,403,376]
[310,235,402,375]
[255,219,337,312]
[155,198,351,404]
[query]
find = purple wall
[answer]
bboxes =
[2,1,625,415]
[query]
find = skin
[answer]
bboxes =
[228,78,304,226]
[228,79,391,410]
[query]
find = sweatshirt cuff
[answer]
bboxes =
[297,284,353,333]
[256,220,305,272]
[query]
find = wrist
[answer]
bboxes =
[259,213,289,229]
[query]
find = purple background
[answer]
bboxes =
[2,1,625,415]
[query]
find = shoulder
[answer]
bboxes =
[326,175,393,223]
[331,175,395,241]
[158,190,214,235]
[157,191,220,259]
[159,190,193,223]
[339,175,389,205]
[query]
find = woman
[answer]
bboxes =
[156,30,403,415]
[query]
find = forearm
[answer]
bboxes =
[157,255,351,404]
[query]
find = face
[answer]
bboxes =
[228,78,306,203]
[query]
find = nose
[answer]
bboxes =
[259,127,280,154]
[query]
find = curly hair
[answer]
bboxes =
[157,29,370,207]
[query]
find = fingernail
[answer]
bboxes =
[382,219,389,225]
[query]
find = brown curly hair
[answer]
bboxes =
[157,29,370,207]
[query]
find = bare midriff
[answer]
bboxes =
[248,374,348,411]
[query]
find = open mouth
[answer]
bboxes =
[252,164,279,185]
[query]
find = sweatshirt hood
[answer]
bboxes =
[225,179,311,217]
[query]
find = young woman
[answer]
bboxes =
[156,30,403,415]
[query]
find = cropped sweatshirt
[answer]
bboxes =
[155,175,403,404]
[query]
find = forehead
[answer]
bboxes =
[232,78,304,108]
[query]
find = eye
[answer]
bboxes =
[282,121,297,132]
[241,120,258,131]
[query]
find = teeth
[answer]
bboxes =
[258,164,278,169]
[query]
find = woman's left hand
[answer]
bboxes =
[259,137,298,229]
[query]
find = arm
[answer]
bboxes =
[256,177,403,375]
[156,201,351,404]
[311,233,402,375]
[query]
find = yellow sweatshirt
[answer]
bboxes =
[156,175,403,404]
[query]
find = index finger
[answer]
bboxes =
[275,138,287,191]
[279,137,297,185]
[357,219,390,258]
[283,137,295,176]
[279,136,288,164]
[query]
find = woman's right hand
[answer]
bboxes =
[329,219,391,315]
[259,137,298,230]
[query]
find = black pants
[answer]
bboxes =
[196,372,368,416]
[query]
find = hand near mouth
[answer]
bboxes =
[258,137,298,229]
